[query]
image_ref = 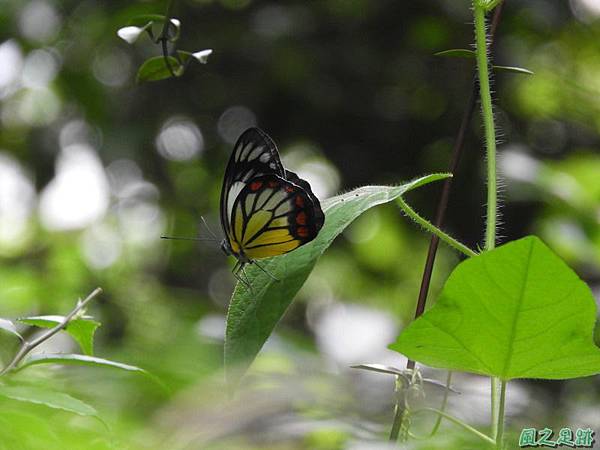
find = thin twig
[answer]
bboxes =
[158,0,177,77]
[0,287,103,376]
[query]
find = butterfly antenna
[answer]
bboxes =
[253,260,280,282]
[200,215,219,240]
[160,236,217,242]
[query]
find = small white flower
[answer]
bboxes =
[117,26,145,44]
[191,49,213,64]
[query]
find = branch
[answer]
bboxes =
[0,287,103,376]
[158,0,177,77]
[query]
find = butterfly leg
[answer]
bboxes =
[231,261,254,294]
[252,260,280,282]
[239,264,255,295]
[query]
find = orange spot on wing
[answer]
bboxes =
[297,226,308,238]
[296,211,307,225]
[285,185,294,193]
[295,195,304,207]
[250,181,263,191]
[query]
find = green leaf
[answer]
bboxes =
[0,318,22,341]
[17,354,167,390]
[434,49,476,59]
[390,236,600,380]
[0,384,97,417]
[136,56,184,83]
[18,315,100,355]
[126,14,166,27]
[434,50,533,76]
[225,174,451,383]
[493,65,534,76]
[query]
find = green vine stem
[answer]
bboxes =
[426,371,453,437]
[474,3,498,253]
[410,407,496,446]
[396,197,478,258]
[474,1,503,447]
[496,380,507,449]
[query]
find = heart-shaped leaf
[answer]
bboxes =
[391,236,600,380]
[136,56,184,83]
[225,173,451,383]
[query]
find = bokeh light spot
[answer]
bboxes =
[39,144,110,231]
[156,117,204,161]
[217,106,257,144]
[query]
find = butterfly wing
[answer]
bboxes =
[220,128,285,247]
[228,174,324,260]
[285,169,325,231]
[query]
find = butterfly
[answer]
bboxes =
[219,127,325,282]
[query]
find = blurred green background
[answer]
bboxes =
[0,0,599,448]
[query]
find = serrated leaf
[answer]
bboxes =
[434,49,476,59]
[136,56,184,83]
[391,236,600,380]
[18,316,100,356]
[0,318,22,341]
[18,354,167,390]
[493,65,534,76]
[0,384,97,417]
[225,173,451,384]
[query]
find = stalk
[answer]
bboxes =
[474,4,498,252]
[474,2,502,446]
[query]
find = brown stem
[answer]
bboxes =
[406,1,504,371]
[389,2,506,442]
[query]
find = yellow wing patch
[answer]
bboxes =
[244,240,300,259]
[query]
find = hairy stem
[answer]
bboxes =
[474,4,498,252]
[474,1,503,443]
[405,3,505,371]
[0,288,103,376]
[397,197,478,258]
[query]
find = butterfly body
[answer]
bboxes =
[219,128,324,274]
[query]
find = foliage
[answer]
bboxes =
[225,174,449,381]
[0,0,598,448]
[391,236,600,380]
